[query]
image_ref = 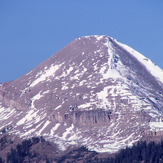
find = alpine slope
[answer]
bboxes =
[0,35,163,153]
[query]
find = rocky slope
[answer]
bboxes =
[0,35,163,154]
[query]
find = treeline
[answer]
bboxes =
[0,137,46,163]
[1,139,163,162]
[0,135,13,150]
[56,146,98,163]
[104,141,163,163]
[57,141,163,163]
[6,137,40,163]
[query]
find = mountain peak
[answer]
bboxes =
[74,35,114,46]
[77,35,107,39]
[0,36,163,154]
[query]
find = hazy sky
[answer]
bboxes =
[0,0,163,83]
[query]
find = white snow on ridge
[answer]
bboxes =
[99,37,122,79]
[95,35,105,41]
[80,35,105,41]
[107,41,122,78]
[116,41,163,84]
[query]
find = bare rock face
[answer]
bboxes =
[0,35,163,153]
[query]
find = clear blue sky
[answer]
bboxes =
[0,0,163,83]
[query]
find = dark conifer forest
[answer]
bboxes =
[1,138,163,163]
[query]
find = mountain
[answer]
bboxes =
[0,35,163,155]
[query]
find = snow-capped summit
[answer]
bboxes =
[0,35,163,153]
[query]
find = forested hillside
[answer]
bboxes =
[1,138,163,163]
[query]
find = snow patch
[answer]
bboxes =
[37,120,50,135]
[97,87,110,109]
[61,85,69,90]
[50,123,60,136]
[31,91,43,108]
[150,121,163,131]
[96,35,105,41]
[30,63,63,87]
[0,107,16,120]
[61,124,74,139]
[16,109,37,126]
